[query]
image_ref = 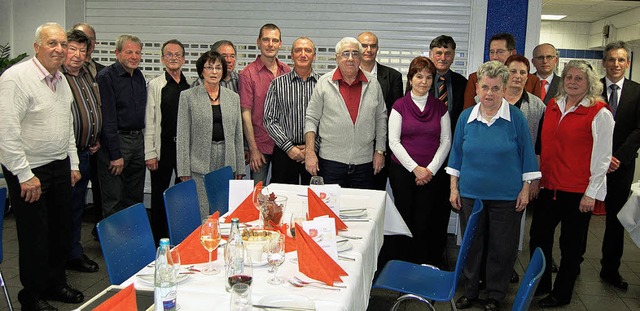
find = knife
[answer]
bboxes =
[252,304,315,311]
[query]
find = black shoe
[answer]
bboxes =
[479,278,486,290]
[67,254,99,273]
[484,298,499,311]
[21,298,58,311]
[45,285,84,304]
[534,286,550,297]
[600,272,629,289]
[510,269,519,283]
[538,294,569,308]
[455,296,476,309]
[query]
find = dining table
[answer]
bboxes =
[99,183,403,311]
[617,182,640,248]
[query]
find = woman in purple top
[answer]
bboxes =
[388,56,452,265]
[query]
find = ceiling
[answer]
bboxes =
[542,0,640,22]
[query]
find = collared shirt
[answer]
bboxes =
[97,61,147,160]
[161,71,190,141]
[192,70,239,93]
[239,56,291,154]
[264,70,321,153]
[33,58,63,92]
[86,58,98,78]
[332,69,368,124]
[536,73,553,94]
[62,65,102,150]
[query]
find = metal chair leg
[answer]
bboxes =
[0,269,14,311]
[449,298,458,311]
[390,294,435,311]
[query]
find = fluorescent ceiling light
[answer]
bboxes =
[541,14,567,20]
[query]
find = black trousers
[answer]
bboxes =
[372,152,391,191]
[318,158,373,190]
[2,159,72,303]
[89,152,102,223]
[530,189,591,301]
[150,139,180,243]
[270,146,311,185]
[601,162,635,275]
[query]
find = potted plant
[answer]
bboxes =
[0,43,28,76]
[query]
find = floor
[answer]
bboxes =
[0,205,638,310]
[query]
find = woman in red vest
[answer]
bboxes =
[531,60,614,308]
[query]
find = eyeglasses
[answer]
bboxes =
[340,51,360,59]
[534,55,556,61]
[164,53,183,59]
[489,49,511,55]
[203,66,223,72]
[361,44,377,49]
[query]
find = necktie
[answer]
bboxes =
[438,76,448,106]
[540,80,548,101]
[609,84,619,117]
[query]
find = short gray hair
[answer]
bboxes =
[557,60,603,106]
[292,36,316,53]
[476,60,509,85]
[116,34,142,52]
[603,41,630,61]
[35,22,63,45]
[335,37,363,56]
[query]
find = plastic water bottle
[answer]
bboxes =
[225,218,245,291]
[154,238,177,311]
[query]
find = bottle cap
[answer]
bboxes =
[231,218,240,224]
[159,238,170,246]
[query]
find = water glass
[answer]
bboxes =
[230,283,251,311]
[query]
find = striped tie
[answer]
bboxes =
[438,76,448,106]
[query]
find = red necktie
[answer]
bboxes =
[540,79,548,100]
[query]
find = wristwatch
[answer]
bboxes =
[375,150,385,156]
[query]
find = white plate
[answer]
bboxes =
[136,273,190,285]
[337,240,353,252]
[339,209,367,218]
[246,255,269,267]
[258,294,316,310]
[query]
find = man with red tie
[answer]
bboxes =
[532,43,560,105]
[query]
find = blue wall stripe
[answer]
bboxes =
[484,0,529,62]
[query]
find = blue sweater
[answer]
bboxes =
[448,105,538,200]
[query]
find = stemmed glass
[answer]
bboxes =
[251,184,269,228]
[169,245,181,278]
[310,176,324,185]
[200,218,222,275]
[266,234,286,285]
[288,212,306,264]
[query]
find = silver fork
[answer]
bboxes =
[294,276,347,288]
[287,279,341,290]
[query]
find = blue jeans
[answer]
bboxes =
[70,150,91,259]
[318,158,374,189]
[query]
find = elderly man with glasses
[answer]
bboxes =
[304,37,387,189]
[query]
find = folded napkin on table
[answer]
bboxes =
[307,188,347,233]
[295,224,347,286]
[225,181,261,223]
[92,283,137,311]
[175,211,220,265]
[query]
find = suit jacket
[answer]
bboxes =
[176,85,245,177]
[463,72,542,109]
[376,62,404,112]
[538,73,560,105]
[601,78,640,167]
[429,70,467,129]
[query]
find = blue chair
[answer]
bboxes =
[0,188,13,310]
[373,200,484,311]
[163,179,201,244]
[204,166,233,215]
[512,247,546,311]
[97,203,156,285]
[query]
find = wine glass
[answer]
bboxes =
[200,218,221,275]
[169,245,181,277]
[251,184,269,228]
[310,176,324,185]
[288,212,306,264]
[227,254,253,291]
[266,234,286,285]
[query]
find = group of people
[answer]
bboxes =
[0,20,638,311]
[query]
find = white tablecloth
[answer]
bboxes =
[618,182,640,247]
[117,183,393,311]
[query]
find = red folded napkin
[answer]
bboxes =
[93,283,137,311]
[295,224,347,286]
[266,221,297,253]
[225,181,262,223]
[176,212,220,265]
[307,188,347,233]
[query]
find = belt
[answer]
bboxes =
[117,130,142,135]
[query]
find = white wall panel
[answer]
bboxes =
[87,0,472,82]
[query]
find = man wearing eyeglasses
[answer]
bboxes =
[463,33,542,109]
[304,37,387,189]
[532,43,560,105]
[145,39,190,242]
[192,40,239,93]
[357,31,403,191]
[239,23,291,185]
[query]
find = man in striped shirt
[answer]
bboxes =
[264,36,320,185]
[61,29,101,274]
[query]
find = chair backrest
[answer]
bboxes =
[203,166,233,215]
[0,187,6,263]
[512,247,546,311]
[449,199,484,298]
[163,179,201,244]
[97,203,156,284]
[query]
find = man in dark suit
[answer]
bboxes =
[429,35,467,128]
[532,43,560,105]
[600,41,640,290]
[357,31,403,191]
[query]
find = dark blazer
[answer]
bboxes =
[430,70,467,129]
[376,62,404,112]
[602,78,640,167]
[538,73,560,105]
